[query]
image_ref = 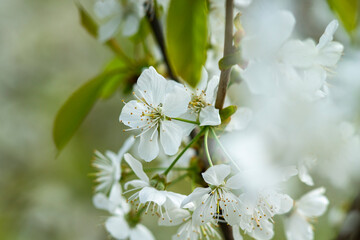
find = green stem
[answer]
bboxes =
[210,127,240,171]
[163,127,206,176]
[144,167,191,172]
[172,118,200,125]
[106,38,133,64]
[204,127,213,167]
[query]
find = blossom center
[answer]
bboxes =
[189,92,210,113]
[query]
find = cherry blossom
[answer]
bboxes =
[119,67,191,161]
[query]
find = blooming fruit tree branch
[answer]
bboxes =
[53,0,360,239]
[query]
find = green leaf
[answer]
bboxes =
[219,105,238,122]
[77,4,98,38]
[99,58,128,98]
[218,50,242,71]
[327,0,359,35]
[166,0,208,87]
[53,70,122,153]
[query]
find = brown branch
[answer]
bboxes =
[215,0,234,110]
[144,0,177,81]
[215,1,236,239]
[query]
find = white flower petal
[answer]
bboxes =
[277,194,293,214]
[108,182,122,200]
[199,106,221,126]
[234,0,252,8]
[202,164,231,186]
[250,218,274,240]
[160,121,183,156]
[226,173,244,190]
[165,191,187,208]
[105,216,130,239]
[119,100,148,129]
[297,187,329,217]
[163,84,190,118]
[130,224,155,240]
[124,179,149,190]
[139,187,167,205]
[242,10,295,59]
[197,67,209,91]
[317,20,339,49]
[285,213,313,240]
[138,128,159,162]
[317,41,343,67]
[94,0,121,19]
[158,208,191,226]
[136,67,167,106]
[225,107,253,131]
[98,15,121,42]
[173,111,197,136]
[93,193,109,211]
[204,76,220,104]
[280,39,317,68]
[124,153,149,183]
[122,14,139,36]
[298,164,314,186]
[242,61,278,95]
[192,196,217,225]
[181,187,211,208]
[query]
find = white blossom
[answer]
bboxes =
[241,5,343,99]
[92,136,134,193]
[92,181,154,240]
[298,155,316,186]
[106,215,155,240]
[93,183,129,214]
[123,153,186,220]
[285,187,329,240]
[159,205,221,240]
[119,67,191,161]
[230,166,297,240]
[94,0,146,42]
[185,68,221,127]
[181,164,244,226]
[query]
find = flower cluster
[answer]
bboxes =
[84,1,359,240]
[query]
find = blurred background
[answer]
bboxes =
[0,0,359,239]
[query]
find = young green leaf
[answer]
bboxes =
[53,70,122,153]
[166,0,208,87]
[327,0,359,35]
[218,50,242,71]
[77,4,98,38]
[219,105,238,123]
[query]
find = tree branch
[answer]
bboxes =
[215,0,234,110]
[215,1,236,239]
[144,1,177,81]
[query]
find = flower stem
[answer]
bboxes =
[163,127,206,176]
[204,127,213,167]
[106,38,133,64]
[172,117,200,125]
[210,127,240,171]
[144,167,192,172]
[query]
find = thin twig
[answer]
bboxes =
[215,1,236,239]
[144,0,177,81]
[215,0,234,110]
